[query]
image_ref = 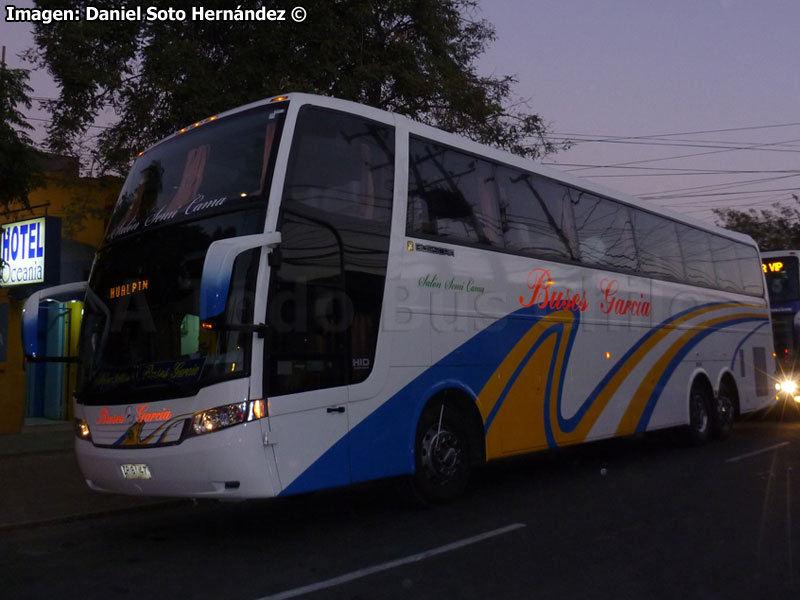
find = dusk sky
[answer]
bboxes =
[2,0,799,225]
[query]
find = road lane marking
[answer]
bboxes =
[256,522,527,600]
[725,442,790,463]
[787,465,794,586]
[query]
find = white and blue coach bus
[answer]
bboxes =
[23,93,774,503]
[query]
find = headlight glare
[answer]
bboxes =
[779,380,798,394]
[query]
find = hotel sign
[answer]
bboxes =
[0,302,7,363]
[0,217,61,287]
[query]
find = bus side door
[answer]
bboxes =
[264,211,352,495]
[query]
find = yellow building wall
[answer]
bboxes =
[63,300,84,421]
[0,166,121,433]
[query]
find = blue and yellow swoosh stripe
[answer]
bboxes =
[478,302,768,458]
[284,300,768,494]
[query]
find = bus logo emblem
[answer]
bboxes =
[407,241,415,252]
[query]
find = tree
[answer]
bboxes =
[27,0,566,174]
[0,62,42,211]
[713,196,800,251]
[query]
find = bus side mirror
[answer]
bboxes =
[22,281,89,357]
[199,231,282,320]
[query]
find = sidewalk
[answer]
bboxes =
[0,420,174,531]
[0,420,74,457]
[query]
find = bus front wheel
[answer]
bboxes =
[410,402,471,504]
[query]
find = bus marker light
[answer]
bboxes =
[605,352,611,359]
[251,399,267,420]
[175,115,219,136]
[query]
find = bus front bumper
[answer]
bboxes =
[75,420,281,499]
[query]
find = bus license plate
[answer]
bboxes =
[120,464,152,480]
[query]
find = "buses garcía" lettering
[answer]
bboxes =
[520,268,588,312]
[600,278,651,317]
[95,404,172,425]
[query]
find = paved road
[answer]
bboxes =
[0,427,171,530]
[2,410,799,600]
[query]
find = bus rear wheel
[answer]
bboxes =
[410,402,471,504]
[710,395,734,440]
[686,382,712,445]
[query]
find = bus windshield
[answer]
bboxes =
[76,103,286,405]
[764,256,800,303]
[106,103,286,241]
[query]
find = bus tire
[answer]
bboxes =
[710,395,734,440]
[410,401,471,504]
[686,381,712,445]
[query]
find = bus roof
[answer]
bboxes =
[141,92,760,251]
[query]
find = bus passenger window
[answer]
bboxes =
[633,211,685,281]
[498,169,579,262]
[678,226,716,288]
[283,110,392,226]
[738,244,766,296]
[710,235,743,293]
[272,106,394,393]
[572,192,637,272]
[408,139,501,248]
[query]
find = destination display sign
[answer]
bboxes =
[763,260,786,274]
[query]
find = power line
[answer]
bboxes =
[659,191,798,211]
[548,136,800,154]
[678,196,798,215]
[541,122,800,214]
[646,186,800,200]
[637,173,800,200]
[22,113,111,130]
[554,137,800,173]
[545,162,800,177]
[549,120,800,143]
[554,134,800,149]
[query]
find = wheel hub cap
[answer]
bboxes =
[421,428,462,479]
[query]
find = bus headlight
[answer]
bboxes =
[191,399,267,436]
[74,418,92,441]
[778,380,798,395]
